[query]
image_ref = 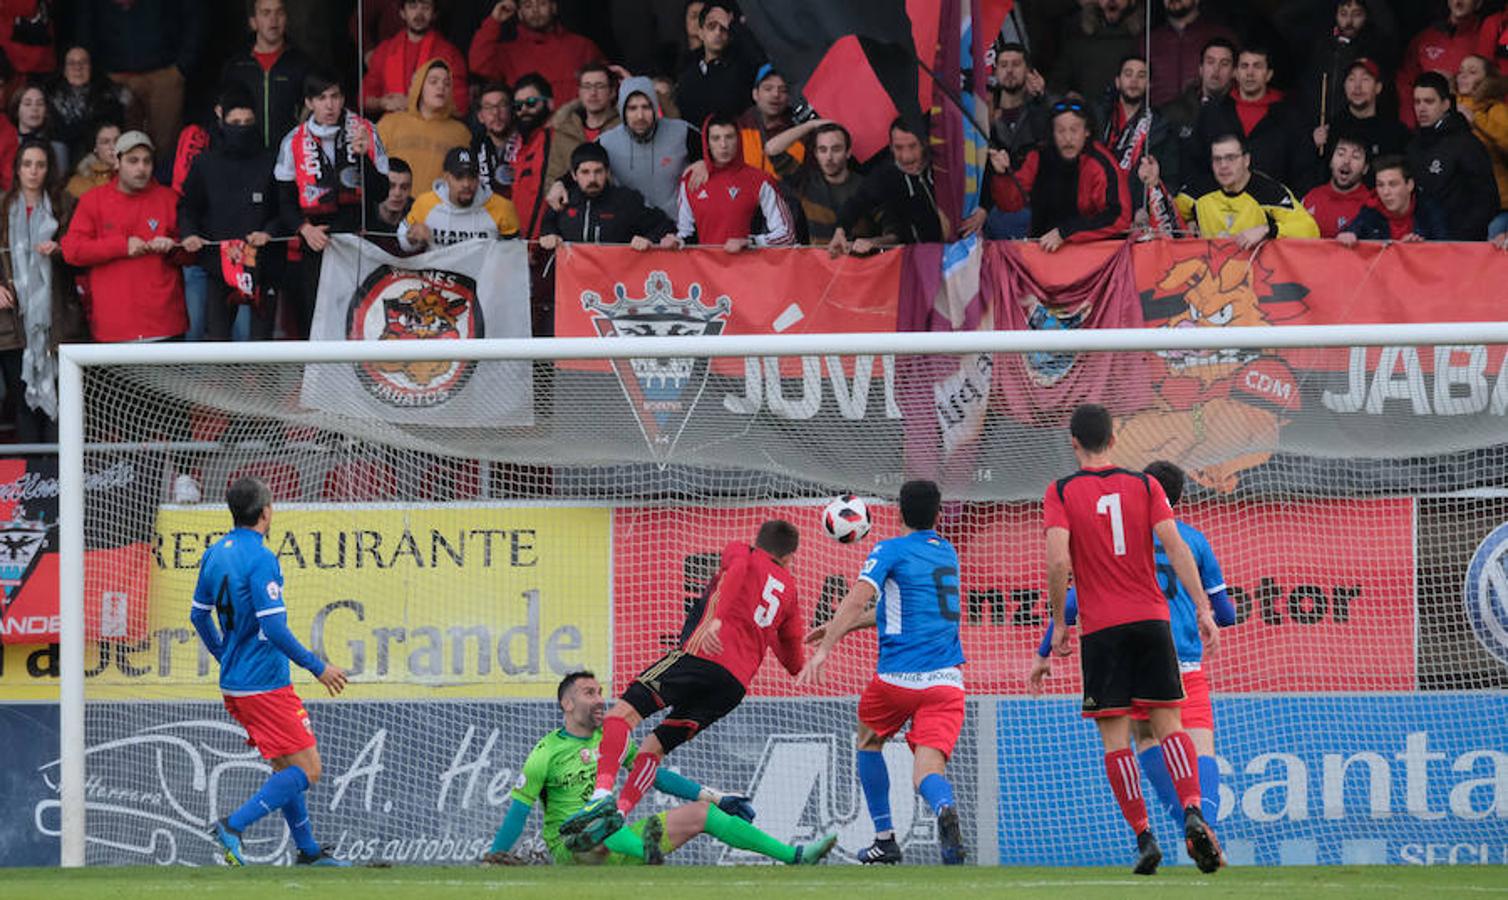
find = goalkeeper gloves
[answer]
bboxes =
[715,794,757,823]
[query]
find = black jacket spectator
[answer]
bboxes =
[222,45,313,152]
[991,97,1050,169]
[74,0,207,75]
[1345,196,1449,241]
[178,121,283,340]
[1049,2,1145,101]
[540,182,675,244]
[1192,91,1319,196]
[1327,106,1411,162]
[1406,110,1500,241]
[835,162,943,245]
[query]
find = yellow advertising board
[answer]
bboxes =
[0,504,612,701]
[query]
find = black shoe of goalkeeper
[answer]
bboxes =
[857,835,902,865]
[937,805,965,865]
[296,846,352,867]
[1133,829,1162,876]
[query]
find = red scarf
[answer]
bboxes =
[383,31,438,98]
[172,124,210,195]
[290,111,378,214]
[220,240,261,305]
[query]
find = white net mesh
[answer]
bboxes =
[60,338,1508,867]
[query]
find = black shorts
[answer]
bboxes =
[621,651,746,753]
[1079,619,1184,719]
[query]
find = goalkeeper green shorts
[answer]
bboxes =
[549,813,669,866]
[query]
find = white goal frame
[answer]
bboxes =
[56,320,1508,867]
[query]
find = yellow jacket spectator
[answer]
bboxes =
[376,58,473,194]
[399,147,519,252]
[1183,133,1318,247]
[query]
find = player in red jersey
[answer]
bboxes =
[1043,404,1224,876]
[561,520,805,848]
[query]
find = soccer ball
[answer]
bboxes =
[822,495,871,544]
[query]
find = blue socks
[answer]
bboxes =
[1198,754,1220,822]
[1138,746,1183,829]
[856,750,893,835]
[917,773,955,815]
[228,765,310,833]
[282,793,321,856]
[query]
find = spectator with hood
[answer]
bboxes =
[599,74,700,220]
[676,112,793,251]
[376,58,473,192]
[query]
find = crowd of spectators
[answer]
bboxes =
[0,0,1505,443]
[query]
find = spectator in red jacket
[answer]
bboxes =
[988,99,1132,252]
[507,72,560,238]
[469,0,604,107]
[362,0,469,117]
[60,130,187,342]
[1302,131,1375,237]
[676,113,794,251]
[1397,0,1483,128]
[1477,7,1508,75]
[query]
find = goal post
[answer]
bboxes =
[56,322,1508,868]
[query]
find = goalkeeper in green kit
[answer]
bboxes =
[482,671,837,866]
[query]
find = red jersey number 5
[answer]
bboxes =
[754,575,784,627]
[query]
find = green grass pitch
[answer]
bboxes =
[5,866,1505,899]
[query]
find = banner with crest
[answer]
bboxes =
[301,236,534,427]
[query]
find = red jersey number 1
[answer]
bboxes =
[1096,493,1127,556]
[754,574,784,627]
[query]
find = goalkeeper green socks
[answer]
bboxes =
[703,804,796,863]
[603,824,649,860]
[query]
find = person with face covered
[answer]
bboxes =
[538,142,676,251]
[399,146,518,252]
[275,67,390,338]
[598,74,700,220]
[988,100,1133,252]
[62,129,189,342]
[376,58,473,193]
[1301,132,1375,237]
[676,113,793,252]
[177,84,283,341]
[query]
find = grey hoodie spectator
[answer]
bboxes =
[598,75,701,220]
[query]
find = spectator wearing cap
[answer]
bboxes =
[74,0,207,156]
[399,145,519,251]
[274,67,390,338]
[469,0,604,106]
[1296,0,1394,138]
[989,99,1132,252]
[1407,70,1499,240]
[1049,0,1146,102]
[675,1,756,131]
[65,120,120,200]
[177,84,283,341]
[1339,155,1449,242]
[363,0,470,117]
[1455,54,1508,239]
[736,65,801,178]
[1315,57,1410,163]
[1301,131,1376,237]
[539,142,678,250]
[222,0,314,152]
[1147,0,1236,109]
[677,113,793,252]
[61,129,189,342]
[545,62,623,197]
[598,74,701,221]
[1191,44,1318,197]
[377,58,473,192]
[1398,0,1483,129]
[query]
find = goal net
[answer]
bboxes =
[54,327,1508,868]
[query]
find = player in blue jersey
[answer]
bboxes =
[799,480,966,865]
[189,476,350,867]
[1030,460,1237,864]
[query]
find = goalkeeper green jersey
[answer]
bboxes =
[513,728,637,853]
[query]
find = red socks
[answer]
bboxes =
[1104,748,1149,834]
[1160,731,1203,811]
[595,716,632,794]
[617,751,660,816]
